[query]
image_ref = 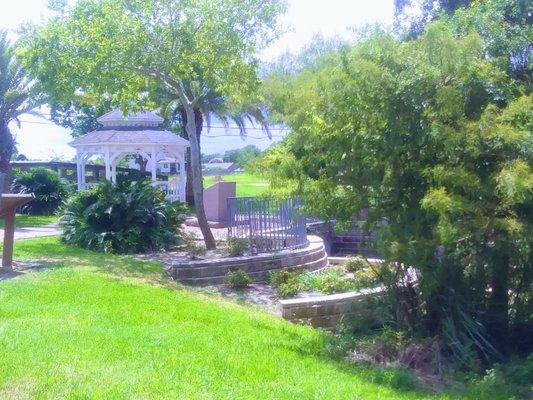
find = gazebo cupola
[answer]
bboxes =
[69,109,190,202]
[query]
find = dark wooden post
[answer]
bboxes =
[2,211,15,270]
[0,194,34,273]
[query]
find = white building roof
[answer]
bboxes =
[70,109,189,148]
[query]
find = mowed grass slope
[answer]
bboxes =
[204,172,268,197]
[0,238,499,399]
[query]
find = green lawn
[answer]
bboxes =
[0,237,510,399]
[0,214,57,229]
[204,172,268,197]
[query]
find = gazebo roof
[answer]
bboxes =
[97,108,164,127]
[69,109,189,148]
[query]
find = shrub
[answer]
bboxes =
[345,255,370,273]
[183,232,206,260]
[11,167,68,215]
[60,180,186,254]
[225,269,252,288]
[315,267,359,294]
[278,276,306,298]
[226,236,249,257]
[267,268,298,287]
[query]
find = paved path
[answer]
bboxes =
[0,224,61,240]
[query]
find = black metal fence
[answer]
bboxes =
[227,197,308,255]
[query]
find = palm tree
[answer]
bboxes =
[161,86,270,205]
[0,30,43,190]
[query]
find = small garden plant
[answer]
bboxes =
[268,262,381,298]
[345,255,370,273]
[183,232,206,260]
[226,236,249,257]
[225,269,252,288]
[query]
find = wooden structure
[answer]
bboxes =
[0,194,35,272]
[70,109,190,202]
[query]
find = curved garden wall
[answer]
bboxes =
[280,286,386,329]
[167,236,327,285]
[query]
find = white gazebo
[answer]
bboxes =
[70,109,190,202]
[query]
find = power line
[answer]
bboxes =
[16,119,287,139]
[17,118,289,132]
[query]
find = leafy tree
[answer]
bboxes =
[20,0,285,249]
[224,145,263,167]
[394,0,472,36]
[0,30,44,190]
[261,19,531,359]
[158,87,270,204]
[395,0,532,85]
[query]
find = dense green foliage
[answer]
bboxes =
[60,180,186,254]
[261,1,532,361]
[11,167,67,215]
[268,266,379,298]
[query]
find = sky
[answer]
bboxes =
[2,0,394,161]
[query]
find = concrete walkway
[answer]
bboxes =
[0,224,61,240]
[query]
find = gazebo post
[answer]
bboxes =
[111,160,117,183]
[76,152,83,190]
[78,153,87,190]
[104,148,111,181]
[150,147,157,182]
[179,152,186,202]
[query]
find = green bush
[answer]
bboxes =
[11,167,68,215]
[225,269,252,288]
[183,232,206,260]
[60,180,185,254]
[226,236,249,257]
[267,268,299,287]
[278,276,307,298]
[345,255,370,273]
[316,267,356,294]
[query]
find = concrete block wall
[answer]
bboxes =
[280,286,386,329]
[168,236,328,285]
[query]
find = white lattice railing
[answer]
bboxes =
[152,180,181,202]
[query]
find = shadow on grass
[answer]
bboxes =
[9,236,163,279]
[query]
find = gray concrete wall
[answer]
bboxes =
[168,236,328,285]
[280,286,386,329]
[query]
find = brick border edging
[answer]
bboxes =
[166,236,328,285]
[280,286,386,329]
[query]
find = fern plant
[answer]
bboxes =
[11,167,68,215]
[60,180,186,254]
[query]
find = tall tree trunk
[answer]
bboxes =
[181,108,202,205]
[0,121,14,193]
[183,105,216,249]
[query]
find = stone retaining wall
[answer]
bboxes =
[280,286,386,329]
[167,236,328,285]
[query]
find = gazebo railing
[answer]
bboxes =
[152,180,181,202]
[227,197,308,255]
